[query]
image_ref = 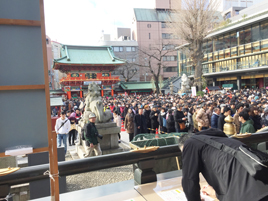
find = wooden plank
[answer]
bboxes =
[0,85,45,91]
[39,0,60,200]
[0,18,41,26]
[0,147,49,157]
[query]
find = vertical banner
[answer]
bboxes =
[191,86,196,97]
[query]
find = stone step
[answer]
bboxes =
[69,149,80,160]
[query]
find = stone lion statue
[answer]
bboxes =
[82,83,112,124]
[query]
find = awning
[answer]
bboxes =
[50,97,64,107]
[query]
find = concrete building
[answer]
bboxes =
[132,0,181,81]
[177,0,268,90]
[99,28,140,82]
[222,6,247,20]
[51,41,66,89]
[217,0,265,12]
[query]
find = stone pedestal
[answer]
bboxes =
[76,122,123,158]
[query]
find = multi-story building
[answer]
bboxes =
[177,0,268,89]
[222,6,246,20]
[98,28,140,82]
[132,0,181,81]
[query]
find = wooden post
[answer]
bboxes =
[39,0,60,200]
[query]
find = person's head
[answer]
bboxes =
[168,109,173,115]
[153,105,157,111]
[214,107,220,115]
[178,133,193,151]
[144,105,150,110]
[89,113,96,123]
[201,103,207,110]
[223,107,231,116]
[66,110,71,116]
[60,111,66,119]
[138,108,143,115]
[251,107,259,116]
[75,108,80,114]
[239,111,249,123]
[236,103,244,113]
[128,108,132,114]
[182,109,188,116]
[208,103,214,111]
[177,105,183,111]
[230,102,235,109]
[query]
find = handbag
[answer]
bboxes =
[179,122,186,131]
[192,135,268,183]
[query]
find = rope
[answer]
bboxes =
[147,128,169,134]
[43,170,59,182]
[0,194,14,201]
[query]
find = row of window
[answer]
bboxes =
[202,20,268,54]
[163,56,177,61]
[113,46,136,52]
[147,22,167,29]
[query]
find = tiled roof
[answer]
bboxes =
[54,45,125,65]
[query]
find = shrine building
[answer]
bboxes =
[53,45,125,99]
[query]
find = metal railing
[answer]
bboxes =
[1,132,268,199]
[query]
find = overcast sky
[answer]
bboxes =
[44,0,155,45]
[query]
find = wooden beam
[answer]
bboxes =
[0,85,45,91]
[40,0,60,200]
[0,18,41,26]
[0,147,49,158]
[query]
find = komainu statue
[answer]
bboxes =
[82,83,112,124]
[181,74,190,93]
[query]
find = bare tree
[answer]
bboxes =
[170,0,220,91]
[136,40,178,94]
[119,62,138,82]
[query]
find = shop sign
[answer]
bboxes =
[85,73,97,79]
[84,81,102,85]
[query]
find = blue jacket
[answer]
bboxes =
[211,113,219,129]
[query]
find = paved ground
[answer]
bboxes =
[65,130,133,192]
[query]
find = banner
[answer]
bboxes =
[191,86,196,97]
[84,81,102,85]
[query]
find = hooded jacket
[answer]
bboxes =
[182,128,268,201]
[240,119,256,134]
[210,112,219,129]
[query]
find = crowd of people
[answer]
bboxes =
[54,88,268,151]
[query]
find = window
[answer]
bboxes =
[132,58,136,62]
[230,31,237,47]
[161,22,167,28]
[119,47,123,52]
[225,12,231,20]
[162,33,172,39]
[235,10,240,15]
[126,47,132,52]
[149,33,151,39]
[244,26,251,44]
[113,47,119,52]
[261,20,268,40]
[46,38,49,44]
[147,24,151,28]
[224,34,230,49]
[163,67,177,72]
[163,56,177,61]
[131,47,136,51]
[163,44,175,50]
[252,23,261,42]
[238,29,244,45]
[207,39,213,53]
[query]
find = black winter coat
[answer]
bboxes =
[251,115,262,131]
[217,113,225,131]
[143,109,151,129]
[174,110,184,129]
[134,114,147,135]
[182,128,268,201]
[166,115,175,133]
[150,110,159,129]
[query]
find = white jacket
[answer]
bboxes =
[55,117,71,134]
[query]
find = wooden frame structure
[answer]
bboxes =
[0,0,60,200]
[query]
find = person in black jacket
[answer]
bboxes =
[143,105,151,133]
[149,106,159,133]
[134,108,147,136]
[166,109,175,133]
[178,129,268,201]
[218,106,231,131]
[174,105,185,132]
[250,107,262,131]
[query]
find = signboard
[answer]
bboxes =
[191,86,196,97]
[71,73,79,77]
[0,0,49,153]
[102,73,110,77]
[84,81,102,85]
[85,73,97,79]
